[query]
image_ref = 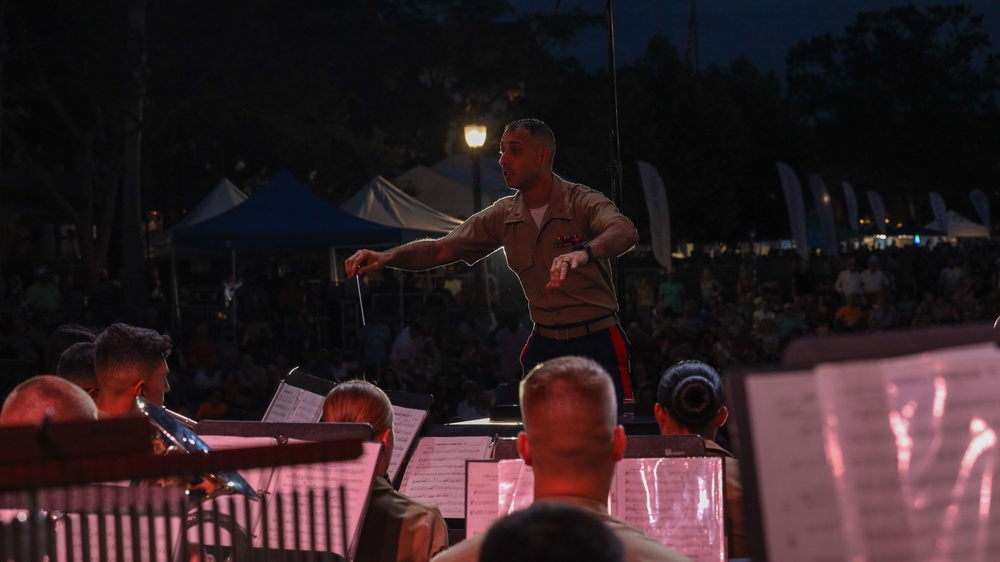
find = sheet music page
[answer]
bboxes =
[398,436,492,518]
[466,459,533,539]
[497,459,533,516]
[388,405,428,483]
[257,440,381,559]
[612,457,725,562]
[465,461,499,539]
[287,391,325,423]
[816,344,1000,562]
[262,383,302,422]
[55,513,183,562]
[744,369,846,562]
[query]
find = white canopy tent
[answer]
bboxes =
[925,209,989,238]
[394,154,510,219]
[148,178,248,325]
[340,175,462,241]
[148,178,248,258]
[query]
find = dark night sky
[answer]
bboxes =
[513,1,1000,75]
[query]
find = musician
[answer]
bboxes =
[431,356,690,562]
[56,341,99,398]
[94,322,172,416]
[0,375,98,426]
[323,380,448,562]
[654,360,748,558]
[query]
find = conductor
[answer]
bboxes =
[345,118,638,403]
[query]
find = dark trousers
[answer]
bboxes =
[519,324,633,404]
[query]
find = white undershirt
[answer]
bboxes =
[529,204,548,228]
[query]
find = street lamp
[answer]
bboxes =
[464,124,487,214]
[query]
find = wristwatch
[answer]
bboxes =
[572,241,594,262]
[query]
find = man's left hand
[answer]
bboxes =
[545,250,588,290]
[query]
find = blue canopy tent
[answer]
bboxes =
[173,170,402,326]
[173,170,401,250]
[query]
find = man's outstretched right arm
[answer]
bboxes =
[344,239,458,279]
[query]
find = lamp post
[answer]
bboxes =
[464,123,488,309]
[464,124,487,214]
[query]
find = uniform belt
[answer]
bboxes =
[533,315,618,341]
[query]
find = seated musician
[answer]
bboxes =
[654,360,748,558]
[0,375,99,426]
[323,379,448,562]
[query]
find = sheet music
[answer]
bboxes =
[465,461,500,539]
[816,344,1000,562]
[497,459,533,516]
[398,436,492,518]
[55,513,183,562]
[262,384,324,423]
[466,455,723,560]
[258,440,381,559]
[388,404,429,483]
[743,369,846,562]
[612,457,726,562]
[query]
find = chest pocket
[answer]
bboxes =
[504,245,533,275]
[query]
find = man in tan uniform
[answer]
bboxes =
[345,119,639,403]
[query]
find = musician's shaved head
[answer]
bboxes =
[1,375,98,426]
[517,356,624,500]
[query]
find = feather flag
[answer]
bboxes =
[970,189,990,230]
[842,181,859,232]
[637,161,671,271]
[776,163,809,260]
[929,192,949,234]
[866,191,887,235]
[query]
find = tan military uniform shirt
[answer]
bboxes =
[444,174,631,326]
[429,495,692,562]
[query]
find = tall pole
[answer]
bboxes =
[471,148,482,215]
[606,0,627,323]
[121,0,148,324]
[471,147,487,309]
[465,124,488,313]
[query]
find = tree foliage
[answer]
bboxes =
[785,3,1000,220]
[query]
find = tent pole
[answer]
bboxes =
[230,249,237,327]
[330,247,339,284]
[170,248,181,329]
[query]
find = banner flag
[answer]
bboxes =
[929,192,949,233]
[807,172,839,256]
[866,191,887,235]
[637,161,672,271]
[776,162,809,260]
[842,181,859,232]
[970,189,990,230]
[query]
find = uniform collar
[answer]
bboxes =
[504,173,573,225]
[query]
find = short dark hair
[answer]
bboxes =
[504,118,556,152]
[94,323,172,385]
[43,324,97,374]
[656,360,724,431]
[480,502,625,562]
[56,341,97,388]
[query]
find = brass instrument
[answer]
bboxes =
[165,407,198,429]
[136,397,258,502]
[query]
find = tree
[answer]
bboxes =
[614,36,803,243]
[786,3,1000,221]
[2,1,132,293]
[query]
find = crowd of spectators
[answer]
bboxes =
[2,237,999,425]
